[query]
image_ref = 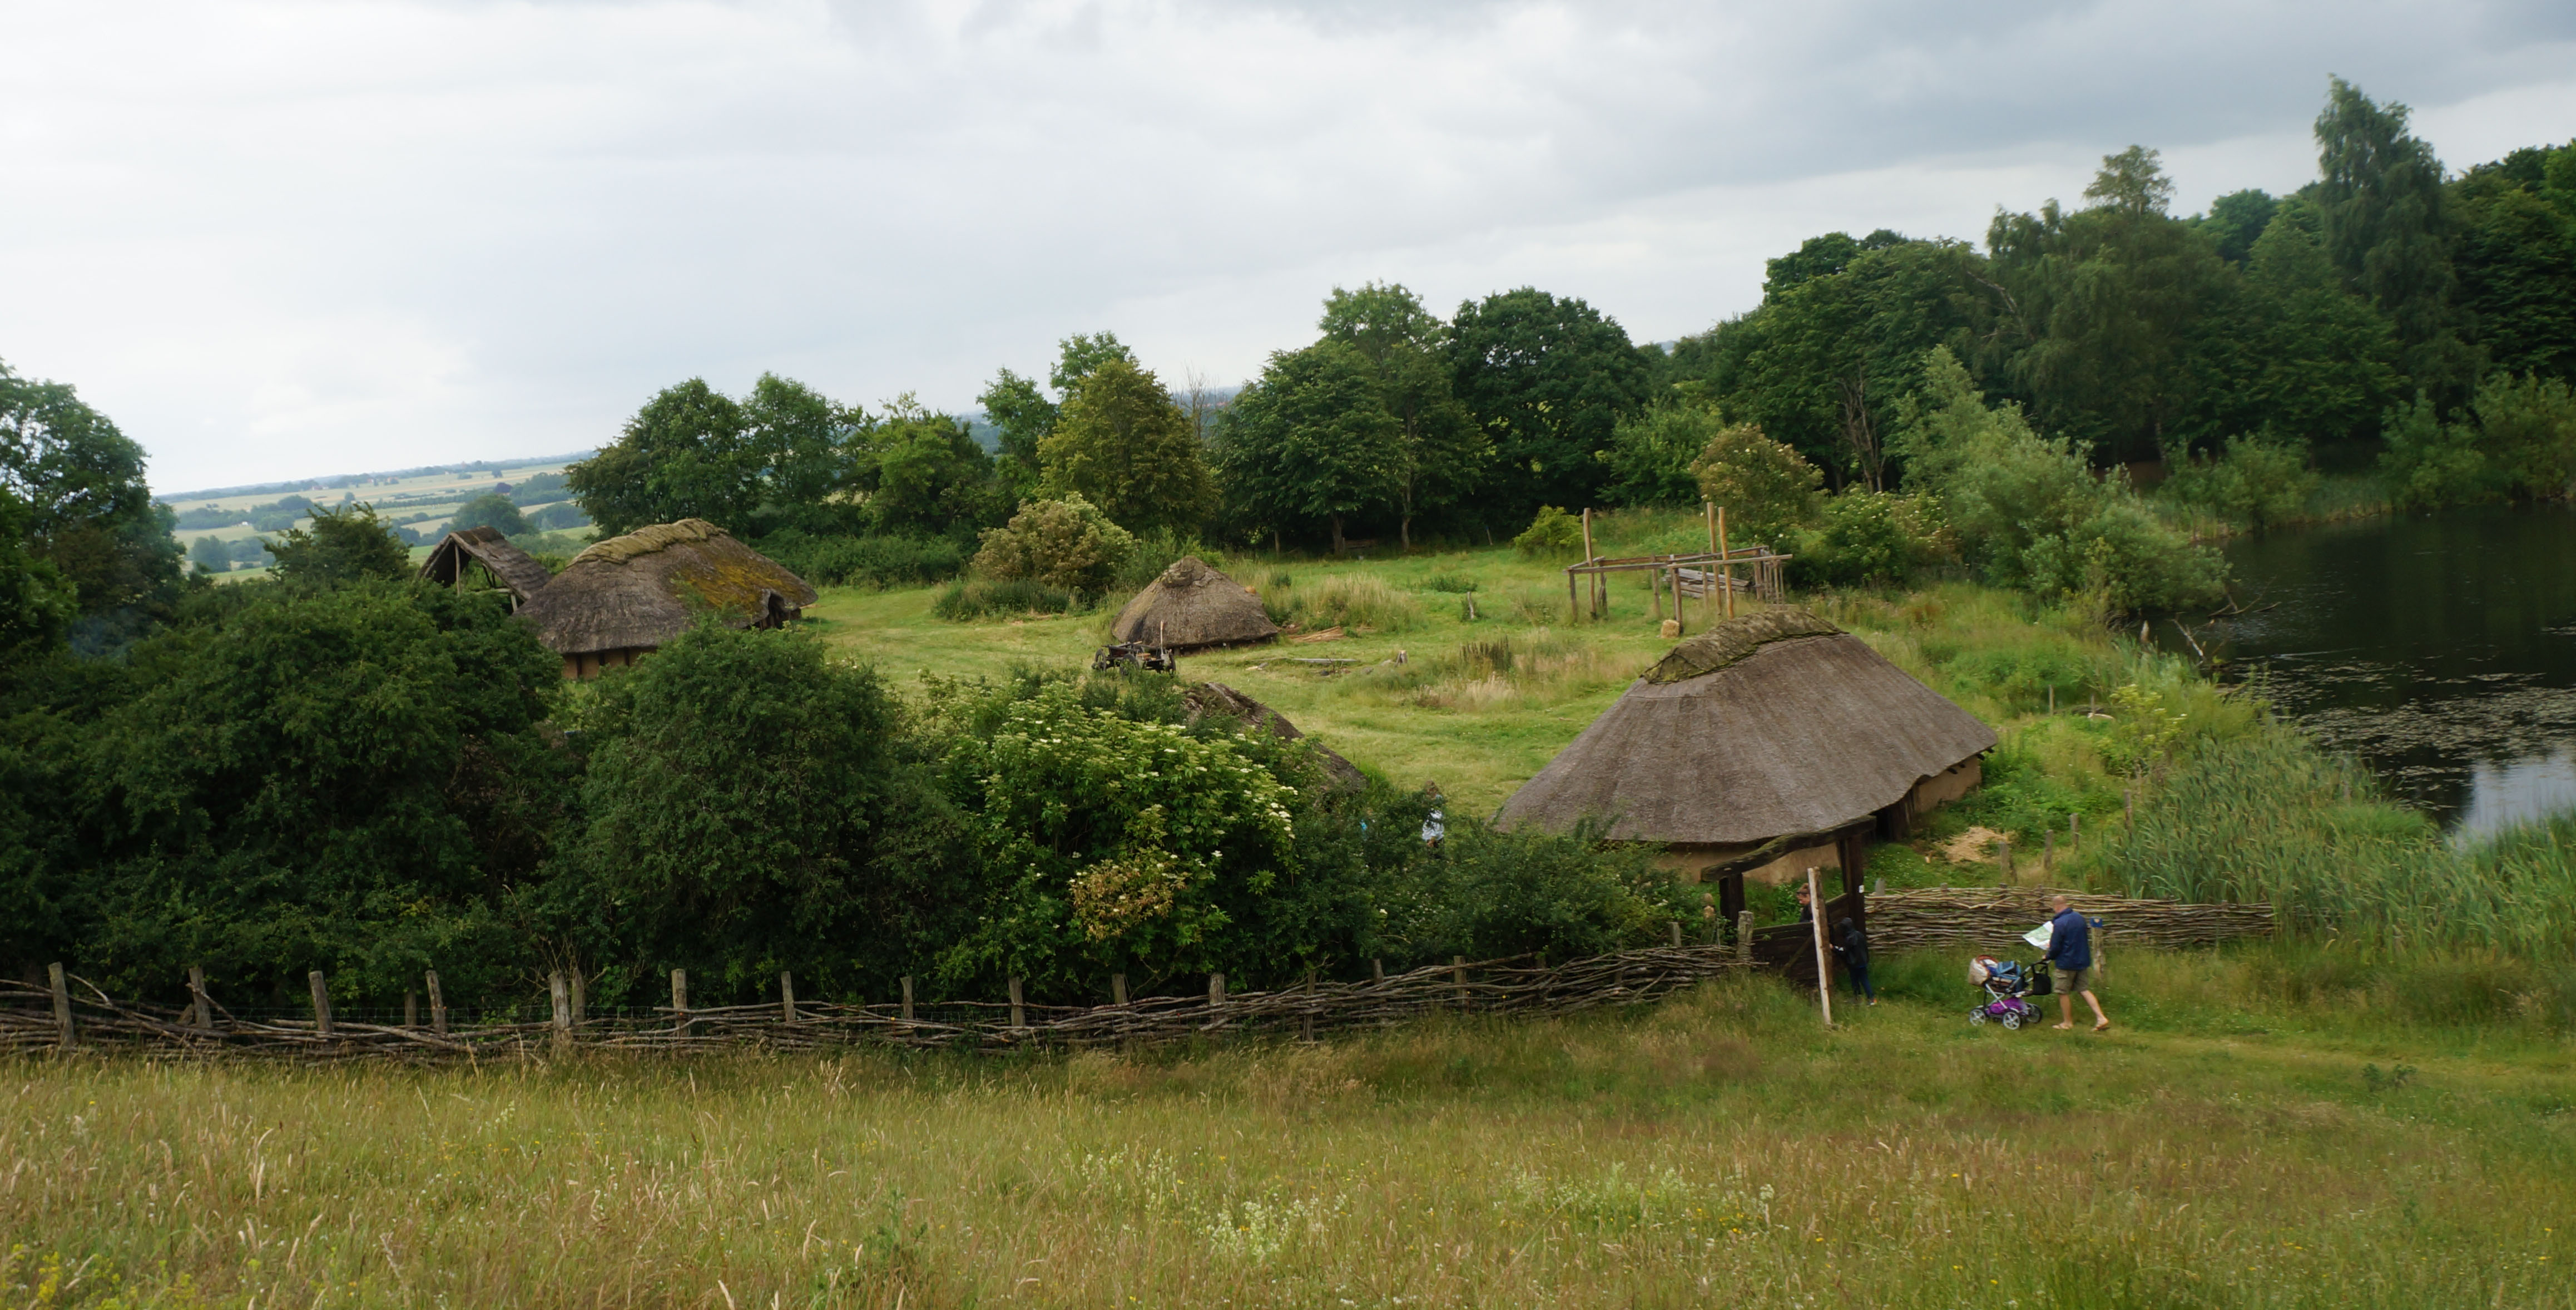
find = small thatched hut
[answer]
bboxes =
[1495,608,1995,887]
[418,526,553,610]
[1109,556,1280,650]
[514,519,818,679]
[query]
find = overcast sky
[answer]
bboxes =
[8,1,2576,494]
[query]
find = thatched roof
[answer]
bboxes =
[1111,557,1280,650]
[1184,682,1365,789]
[514,519,817,656]
[1495,609,1996,845]
[418,526,553,606]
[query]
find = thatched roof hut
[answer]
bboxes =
[1183,681,1365,789]
[1495,608,1995,884]
[514,519,818,678]
[1110,557,1279,650]
[419,525,553,609]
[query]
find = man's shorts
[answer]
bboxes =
[2055,965,2094,995]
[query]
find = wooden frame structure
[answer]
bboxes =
[1564,504,1791,625]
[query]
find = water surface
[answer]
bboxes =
[2208,505,2576,838]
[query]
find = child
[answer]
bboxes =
[1833,916,1875,1005]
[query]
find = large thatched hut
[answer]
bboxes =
[418,526,553,610]
[1495,608,1994,888]
[1109,556,1280,650]
[514,519,817,678]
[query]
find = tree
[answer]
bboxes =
[2314,78,2473,397]
[1037,358,1215,536]
[187,535,231,575]
[1601,403,1722,507]
[266,503,411,587]
[2196,189,2281,265]
[740,373,854,532]
[1318,282,1488,547]
[970,495,1137,596]
[1691,423,1822,543]
[857,397,1005,536]
[2188,199,2404,445]
[1447,288,1653,521]
[978,333,1138,497]
[568,378,755,536]
[448,492,529,537]
[1212,341,1402,555]
[0,359,185,648]
[0,487,75,659]
[2451,144,2576,384]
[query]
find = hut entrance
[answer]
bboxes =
[1743,825,1869,987]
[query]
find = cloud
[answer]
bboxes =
[2,0,2572,491]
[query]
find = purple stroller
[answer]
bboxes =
[1967,956,2047,1029]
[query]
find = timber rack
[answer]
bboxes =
[1564,503,1790,625]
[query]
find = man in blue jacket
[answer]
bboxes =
[2046,894,2111,1032]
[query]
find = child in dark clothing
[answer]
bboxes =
[1832,916,1875,1005]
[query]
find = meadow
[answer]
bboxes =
[8,954,2572,1309]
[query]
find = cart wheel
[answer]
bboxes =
[2002,1010,2023,1030]
[1968,1009,1988,1026]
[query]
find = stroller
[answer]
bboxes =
[1966,955,2052,1029]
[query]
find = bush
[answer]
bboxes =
[932,576,1077,620]
[2473,372,2576,499]
[1791,491,1951,587]
[971,494,1136,596]
[1113,527,1227,591]
[1691,422,1821,544]
[2378,394,2498,509]
[2158,433,2321,529]
[1385,820,1678,962]
[448,492,529,537]
[757,528,967,589]
[1600,403,1718,507]
[1513,506,1583,557]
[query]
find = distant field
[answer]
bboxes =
[164,458,577,572]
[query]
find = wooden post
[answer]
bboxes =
[1567,567,1579,624]
[1736,910,1755,965]
[1805,868,1834,1027]
[2069,812,2080,849]
[1716,507,1733,619]
[1370,958,1385,983]
[1112,973,1128,1006]
[570,972,585,1027]
[1302,969,1317,1042]
[1207,973,1226,1026]
[1008,976,1025,1030]
[48,963,75,1049]
[780,971,797,1022]
[2043,830,2055,874]
[1705,501,1718,626]
[309,970,333,1039]
[900,975,915,1022]
[1452,956,1468,1010]
[404,990,418,1031]
[427,970,447,1037]
[549,972,571,1038]
[670,968,689,1036]
[190,966,213,1032]
[2000,838,2014,880]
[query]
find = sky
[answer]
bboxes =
[7,1,2576,495]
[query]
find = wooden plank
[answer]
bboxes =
[309,970,333,1039]
[1806,868,1834,1027]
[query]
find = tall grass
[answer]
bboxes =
[9,971,2569,1309]
[1285,573,1425,632]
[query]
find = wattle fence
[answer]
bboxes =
[2,887,2272,1060]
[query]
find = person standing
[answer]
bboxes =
[1832,916,1875,1006]
[2047,894,2110,1032]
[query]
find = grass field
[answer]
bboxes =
[8,952,2572,1309]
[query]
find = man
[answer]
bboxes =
[2047,894,2110,1032]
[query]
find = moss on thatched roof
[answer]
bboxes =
[516,519,816,656]
[1111,557,1280,650]
[1496,608,1995,846]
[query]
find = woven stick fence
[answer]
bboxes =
[0,943,1762,1061]
[1863,887,2274,957]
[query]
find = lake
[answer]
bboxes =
[2205,504,2576,839]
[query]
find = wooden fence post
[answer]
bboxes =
[549,973,571,1041]
[1008,977,1025,1030]
[1805,867,1834,1029]
[670,968,689,1036]
[1302,970,1317,1042]
[427,970,447,1037]
[309,970,333,1039]
[1452,956,1468,1010]
[779,971,797,1022]
[1111,973,1128,1006]
[1717,507,1733,619]
[404,991,418,1031]
[48,963,75,1049]
[1580,509,1597,618]
[570,972,585,1027]
[1668,920,1683,948]
[2000,838,2014,880]
[1208,973,1226,1009]
[900,975,915,1022]
[1736,910,1755,965]
[189,965,212,1032]
[1370,959,1384,983]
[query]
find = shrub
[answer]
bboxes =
[2473,372,2576,499]
[1791,491,1951,587]
[757,528,967,589]
[1385,820,1678,962]
[2158,433,2321,529]
[1601,403,1718,507]
[1113,527,1227,591]
[1691,422,1821,544]
[933,576,1076,620]
[2377,394,2498,509]
[971,494,1136,596]
[1513,506,1583,557]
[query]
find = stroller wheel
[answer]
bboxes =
[2001,1010,2023,1030]
[1968,1009,1988,1026]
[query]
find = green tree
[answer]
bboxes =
[0,487,76,658]
[1038,358,1215,536]
[1213,340,1402,554]
[1318,283,1488,547]
[448,492,529,537]
[1599,403,1719,507]
[266,503,411,587]
[1446,288,1653,521]
[2195,189,2282,265]
[0,359,185,647]
[187,535,231,575]
[568,378,756,536]
[977,333,1138,497]
[856,397,1005,536]
[740,373,855,532]
[2314,78,2474,396]
[970,495,1137,596]
[2189,198,2405,445]
[2451,142,2576,383]
[1691,423,1823,543]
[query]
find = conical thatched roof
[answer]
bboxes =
[1183,681,1365,789]
[1110,557,1280,650]
[418,526,553,607]
[1495,609,1996,845]
[515,519,817,656]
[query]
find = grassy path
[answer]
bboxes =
[8,954,2570,1308]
